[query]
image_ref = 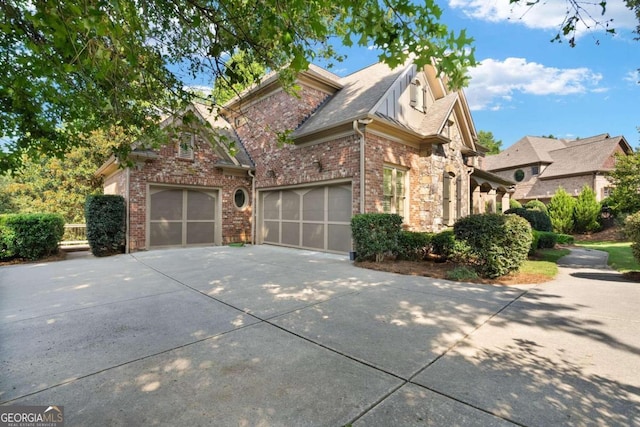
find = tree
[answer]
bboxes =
[574,185,601,233]
[477,130,502,155]
[0,0,477,173]
[607,151,640,214]
[510,1,640,47]
[2,130,119,222]
[547,187,577,234]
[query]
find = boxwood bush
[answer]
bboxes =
[625,212,640,263]
[85,195,126,257]
[536,231,558,249]
[454,213,532,279]
[0,213,64,260]
[504,207,552,232]
[556,234,575,245]
[351,213,403,262]
[396,231,433,261]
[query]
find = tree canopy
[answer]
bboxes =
[0,0,477,172]
[477,130,502,155]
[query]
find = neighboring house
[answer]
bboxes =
[97,61,509,254]
[483,134,632,204]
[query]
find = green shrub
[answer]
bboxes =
[555,234,575,245]
[536,231,558,249]
[0,213,64,260]
[454,213,532,279]
[624,212,640,264]
[530,230,540,255]
[351,213,403,262]
[445,266,479,282]
[85,195,126,257]
[574,185,601,233]
[504,207,552,232]
[429,229,471,262]
[509,199,523,209]
[525,199,548,214]
[548,188,576,234]
[396,231,432,261]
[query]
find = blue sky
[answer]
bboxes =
[325,0,639,149]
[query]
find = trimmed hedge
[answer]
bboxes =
[0,213,64,260]
[85,195,126,257]
[625,212,640,264]
[524,199,548,213]
[556,234,574,245]
[396,231,433,261]
[351,213,403,262]
[454,213,532,279]
[504,207,552,232]
[536,231,558,249]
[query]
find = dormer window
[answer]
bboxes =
[178,133,194,160]
[410,79,425,113]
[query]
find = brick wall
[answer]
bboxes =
[124,133,253,251]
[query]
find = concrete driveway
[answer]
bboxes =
[1,245,639,426]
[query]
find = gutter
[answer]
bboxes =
[125,167,131,254]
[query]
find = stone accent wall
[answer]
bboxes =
[123,134,253,251]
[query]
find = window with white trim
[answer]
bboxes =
[178,133,194,159]
[383,166,408,218]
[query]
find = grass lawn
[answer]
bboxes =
[575,241,640,273]
[521,248,571,280]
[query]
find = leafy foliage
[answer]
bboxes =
[624,211,640,264]
[509,199,523,209]
[0,0,476,172]
[536,231,558,249]
[607,151,640,215]
[85,195,126,257]
[509,1,640,47]
[477,130,502,154]
[574,185,601,233]
[504,207,552,232]
[396,230,432,261]
[0,213,64,260]
[351,213,403,262]
[0,130,117,222]
[524,199,548,214]
[454,213,532,278]
[547,188,577,234]
[556,234,575,245]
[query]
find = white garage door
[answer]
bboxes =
[148,187,218,248]
[260,184,352,253]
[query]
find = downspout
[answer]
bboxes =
[353,120,369,213]
[248,169,256,245]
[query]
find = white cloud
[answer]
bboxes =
[624,70,640,84]
[466,57,604,110]
[449,0,636,37]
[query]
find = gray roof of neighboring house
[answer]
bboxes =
[293,62,408,137]
[484,133,631,178]
[483,136,565,170]
[540,135,626,178]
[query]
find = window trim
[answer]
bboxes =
[178,133,195,160]
[383,164,409,221]
[233,187,249,210]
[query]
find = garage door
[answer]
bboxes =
[260,184,352,253]
[148,187,218,248]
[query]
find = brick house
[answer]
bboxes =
[483,133,632,204]
[97,61,508,254]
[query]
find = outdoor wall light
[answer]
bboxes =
[312,159,322,172]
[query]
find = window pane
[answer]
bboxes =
[383,168,393,197]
